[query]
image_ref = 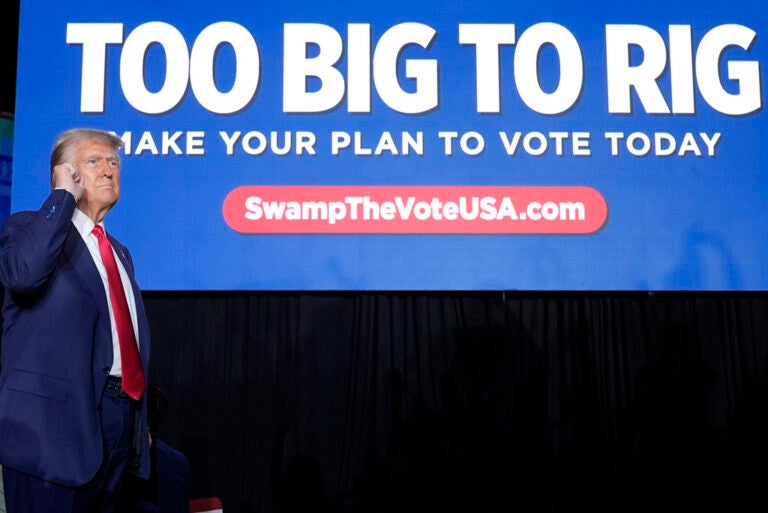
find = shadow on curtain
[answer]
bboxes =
[144,291,767,513]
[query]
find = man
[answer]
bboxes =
[0,128,151,512]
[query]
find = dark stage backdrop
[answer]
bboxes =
[143,291,768,512]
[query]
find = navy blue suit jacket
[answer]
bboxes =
[0,189,150,486]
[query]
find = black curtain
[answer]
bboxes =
[144,291,768,513]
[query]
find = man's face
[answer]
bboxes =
[72,140,121,214]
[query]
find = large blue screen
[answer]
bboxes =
[12,0,767,290]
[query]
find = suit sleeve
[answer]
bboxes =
[0,189,77,294]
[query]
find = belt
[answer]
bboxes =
[104,375,134,401]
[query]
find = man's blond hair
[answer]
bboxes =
[49,128,124,189]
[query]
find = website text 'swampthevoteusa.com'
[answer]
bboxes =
[223,186,608,234]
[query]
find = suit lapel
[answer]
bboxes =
[64,223,115,372]
[64,223,109,319]
[65,225,149,368]
[108,234,151,367]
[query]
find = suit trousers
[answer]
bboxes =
[2,384,140,513]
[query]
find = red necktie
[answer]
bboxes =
[92,225,145,400]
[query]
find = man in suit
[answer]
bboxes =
[0,128,151,512]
